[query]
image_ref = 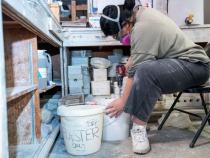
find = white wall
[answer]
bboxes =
[204,0,210,24]
[168,0,204,26]
[88,0,125,13]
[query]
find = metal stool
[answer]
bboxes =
[158,83,210,148]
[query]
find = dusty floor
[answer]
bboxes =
[49,127,210,158]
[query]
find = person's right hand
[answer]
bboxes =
[105,98,125,118]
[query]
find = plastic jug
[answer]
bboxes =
[38,50,48,90]
[45,53,53,83]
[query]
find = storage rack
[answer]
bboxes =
[1,0,64,157]
[1,1,210,157]
[62,25,210,94]
[62,20,210,124]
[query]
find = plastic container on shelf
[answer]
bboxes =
[45,53,53,83]
[38,50,48,90]
[38,50,53,89]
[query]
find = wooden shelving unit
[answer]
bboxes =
[1,0,63,156]
[70,0,88,21]
[0,2,9,157]
[4,23,40,145]
[39,84,57,94]
[7,85,38,102]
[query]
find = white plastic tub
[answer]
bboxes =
[57,105,104,155]
[103,112,130,141]
[92,96,130,141]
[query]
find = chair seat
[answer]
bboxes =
[184,82,210,93]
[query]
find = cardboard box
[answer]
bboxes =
[68,65,82,74]
[68,74,83,81]
[93,69,107,81]
[83,88,90,95]
[91,81,110,96]
[108,55,121,63]
[69,80,83,87]
[69,86,83,94]
[83,74,90,85]
[49,3,60,22]
[71,57,89,66]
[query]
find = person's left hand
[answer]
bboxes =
[106,98,125,118]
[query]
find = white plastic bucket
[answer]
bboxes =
[103,112,130,141]
[57,105,104,155]
[92,96,130,141]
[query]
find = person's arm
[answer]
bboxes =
[106,77,133,118]
[123,57,134,102]
[121,77,133,103]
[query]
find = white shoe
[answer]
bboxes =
[131,124,151,154]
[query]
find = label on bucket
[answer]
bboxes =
[61,114,103,155]
[38,68,47,78]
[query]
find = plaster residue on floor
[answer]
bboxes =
[49,126,210,158]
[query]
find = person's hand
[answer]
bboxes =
[106,98,125,118]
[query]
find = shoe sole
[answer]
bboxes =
[134,145,151,155]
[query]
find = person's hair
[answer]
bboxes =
[100,0,136,36]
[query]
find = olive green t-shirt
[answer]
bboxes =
[128,7,210,77]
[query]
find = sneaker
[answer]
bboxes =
[131,124,151,154]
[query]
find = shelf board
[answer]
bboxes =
[39,84,57,94]
[3,20,19,25]
[69,4,87,11]
[7,85,38,102]
[33,123,60,158]
[9,144,40,158]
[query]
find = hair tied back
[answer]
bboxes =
[123,0,136,11]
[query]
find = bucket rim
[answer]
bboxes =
[57,105,104,117]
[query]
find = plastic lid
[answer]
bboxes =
[90,57,112,69]
[57,105,104,117]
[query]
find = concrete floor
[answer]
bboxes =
[9,144,40,158]
[49,127,210,158]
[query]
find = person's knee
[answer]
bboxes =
[135,62,152,79]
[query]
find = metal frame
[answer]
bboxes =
[63,47,68,96]
[60,47,65,97]
[0,0,9,157]
[158,91,210,148]
[28,42,37,143]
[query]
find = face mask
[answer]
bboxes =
[120,34,131,45]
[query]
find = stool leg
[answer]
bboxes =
[158,92,182,130]
[190,111,210,148]
[200,93,210,125]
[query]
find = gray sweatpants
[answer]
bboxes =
[124,59,210,122]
